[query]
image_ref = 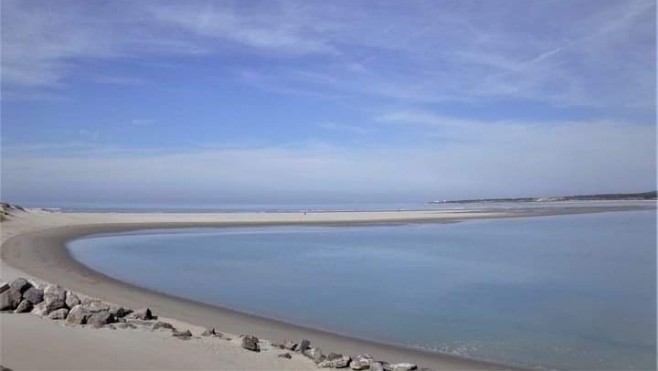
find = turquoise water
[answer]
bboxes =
[68,211,656,370]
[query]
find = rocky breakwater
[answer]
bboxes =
[2,277,424,370]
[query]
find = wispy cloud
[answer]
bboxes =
[2,0,654,110]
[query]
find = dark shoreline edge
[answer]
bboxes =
[2,205,654,370]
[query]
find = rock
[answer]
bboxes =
[48,308,69,320]
[0,282,9,294]
[284,340,297,351]
[201,327,219,336]
[23,287,44,305]
[0,289,22,311]
[66,305,91,325]
[390,363,417,371]
[319,354,351,368]
[351,354,374,370]
[116,323,137,329]
[172,329,192,340]
[297,339,311,353]
[108,305,131,318]
[304,347,325,363]
[127,307,153,320]
[241,335,260,352]
[270,340,286,349]
[152,321,175,331]
[14,299,33,313]
[32,302,49,316]
[370,362,385,371]
[278,353,292,359]
[9,278,32,294]
[1,365,14,371]
[65,291,81,308]
[88,311,115,328]
[43,284,67,313]
[81,299,110,313]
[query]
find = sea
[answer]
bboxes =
[67,203,656,370]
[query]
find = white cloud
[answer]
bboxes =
[3,116,655,204]
[1,0,653,110]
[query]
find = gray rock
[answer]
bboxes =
[66,305,91,325]
[14,299,33,313]
[43,284,67,313]
[319,354,351,368]
[0,289,22,311]
[241,335,260,352]
[9,278,32,294]
[390,363,417,371]
[172,329,192,340]
[370,362,385,371]
[297,339,311,353]
[0,282,9,294]
[116,323,137,329]
[108,305,131,318]
[284,340,297,351]
[201,327,219,336]
[152,321,175,331]
[23,287,44,305]
[351,354,374,370]
[127,307,153,320]
[304,347,325,364]
[81,298,110,313]
[48,308,69,320]
[278,353,292,359]
[88,311,115,328]
[271,340,285,349]
[1,364,14,371]
[31,302,49,316]
[65,291,81,308]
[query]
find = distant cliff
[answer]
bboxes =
[429,191,657,204]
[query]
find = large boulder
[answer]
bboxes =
[32,302,49,316]
[14,299,32,313]
[0,282,9,294]
[304,347,325,364]
[390,363,417,371]
[65,291,81,308]
[43,284,67,313]
[0,289,22,311]
[370,362,385,371]
[296,339,311,353]
[319,354,351,368]
[81,298,110,313]
[350,354,373,370]
[48,308,69,320]
[241,335,260,352]
[127,308,153,320]
[14,299,33,313]
[23,287,44,305]
[87,311,115,328]
[9,278,32,294]
[66,305,91,324]
[108,305,131,318]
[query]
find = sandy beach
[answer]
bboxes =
[1,203,653,370]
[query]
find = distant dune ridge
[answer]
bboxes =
[429,191,658,204]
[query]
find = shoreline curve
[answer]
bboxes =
[2,204,654,370]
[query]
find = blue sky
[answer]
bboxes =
[1,0,656,206]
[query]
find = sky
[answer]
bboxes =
[1,0,656,207]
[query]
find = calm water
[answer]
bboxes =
[68,210,656,370]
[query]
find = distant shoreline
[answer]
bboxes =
[429,191,658,204]
[1,203,655,370]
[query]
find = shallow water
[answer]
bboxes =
[68,210,656,369]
